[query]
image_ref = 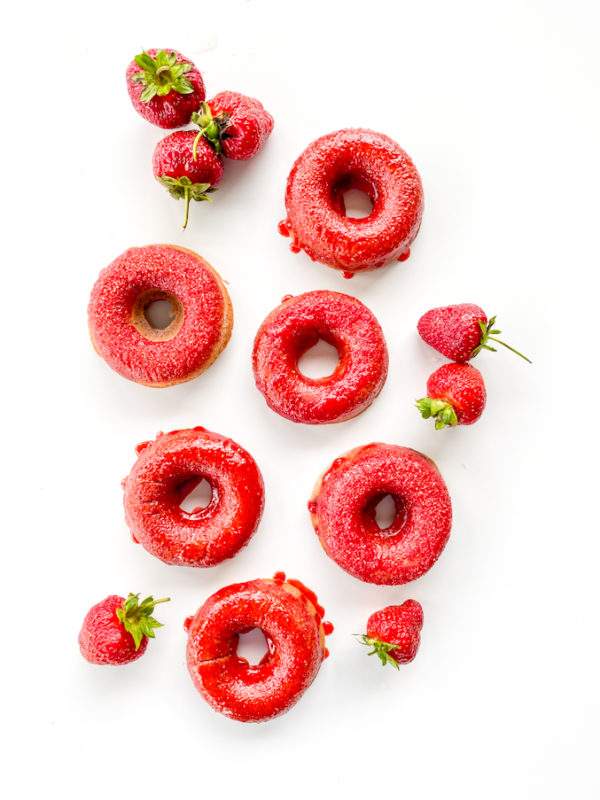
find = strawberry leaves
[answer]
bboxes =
[191,103,232,158]
[472,315,532,363]
[356,635,400,669]
[116,593,170,651]
[156,176,216,229]
[416,397,458,430]
[131,50,195,103]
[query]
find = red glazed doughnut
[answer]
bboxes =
[123,427,264,567]
[88,244,233,387]
[279,128,424,275]
[308,444,452,584]
[185,572,332,722]
[252,290,388,424]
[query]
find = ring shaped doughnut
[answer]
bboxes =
[88,244,233,387]
[185,574,330,722]
[252,290,388,424]
[123,427,264,567]
[309,444,452,584]
[279,129,424,275]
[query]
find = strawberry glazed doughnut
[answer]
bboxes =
[252,290,388,424]
[123,427,264,567]
[185,572,333,722]
[88,244,232,387]
[279,128,424,275]
[309,444,452,584]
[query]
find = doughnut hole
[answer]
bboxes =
[131,289,184,341]
[330,172,376,219]
[297,337,341,379]
[363,492,409,538]
[236,627,273,666]
[175,476,217,519]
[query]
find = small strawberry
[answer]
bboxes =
[417,362,486,429]
[417,303,531,363]
[191,93,274,160]
[357,600,424,669]
[78,593,169,665]
[153,130,224,228]
[126,49,206,129]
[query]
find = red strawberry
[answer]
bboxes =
[417,304,531,363]
[417,362,486,429]
[191,93,274,160]
[126,49,206,129]
[78,593,169,665]
[153,130,224,228]
[358,600,424,669]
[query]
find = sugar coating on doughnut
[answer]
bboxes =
[281,128,424,273]
[88,244,233,387]
[123,427,264,567]
[185,575,331,722]
[252,290,388,424]
[309,443,452,585]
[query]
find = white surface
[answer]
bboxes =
[4,1,600,797]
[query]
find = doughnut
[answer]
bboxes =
[88,244,233,387]
[123,427,264,567]
[308,443,452,584]
[279,128,424,276]
[252,290,388,424]
[185,572,333,722]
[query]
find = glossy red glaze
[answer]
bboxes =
[309,443,452,585]
[186,577,328,722]
[88,244,233,387]
[126,49,206,129]
[281,129,424,274]
[123,427,264,567]
[78,595,147,665]
[152,131,224,187]
[427,363,487,425]
[366,600,424,665]
[252,290,388,424]
[208,91,274,160]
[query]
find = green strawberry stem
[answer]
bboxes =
[130,50,195,103]
[416,397,458,430]
[191,103,232,159]
[355,634,400,670]
[156,176,215,230]
[472,316,532,363]
[116,593,171,651]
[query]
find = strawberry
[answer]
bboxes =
[126,49,206,129]
[417,362,486,429]
[357,600,424,669]
[417,303,531,363]
[191,93,274,160]
[78,593,169,665]
[153,130,224,228]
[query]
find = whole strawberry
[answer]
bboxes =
[191,93,274,160]
[126,49,206,129]
[417,362,486,429]
[417,303,531,363]
[153,131,224,228]
[358,600,424,669]
[78,593,169,665]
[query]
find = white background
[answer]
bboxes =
[4,1,599,797]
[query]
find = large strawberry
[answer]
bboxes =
[153,130,224,228]
[358,600,424,669]
[417,303,531,363]
[126,49,206,129]
[78,593,169,665]
[191,92,274,160]
[417,362,486,429]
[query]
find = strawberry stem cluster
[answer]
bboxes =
[115,593,171,651]
[130,50,195,103]
[416,397,458,429]
[157,176,215,229]
[191,103,232,158]
[472,316,532,363]
[355,634,400,669]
